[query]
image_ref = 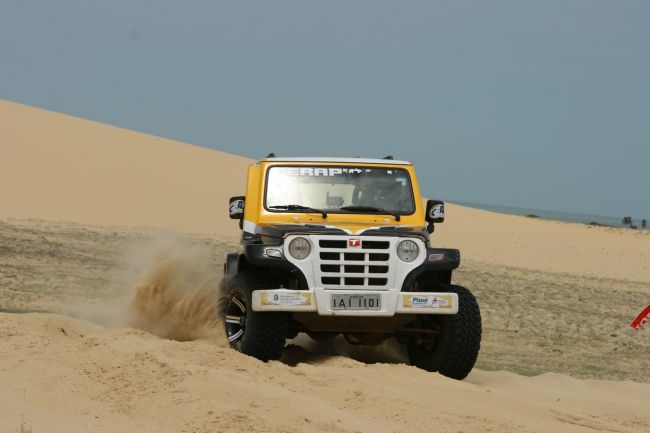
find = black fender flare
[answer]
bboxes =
[401,248,461,289]
[224,253,239,285]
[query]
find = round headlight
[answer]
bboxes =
[288,237,311,260]
[397,239,419,262]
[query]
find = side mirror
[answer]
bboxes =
[229,196,245,220]
[425,199,445,233]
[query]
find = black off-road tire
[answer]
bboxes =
[220,271,288,361]
[407,284,481,380]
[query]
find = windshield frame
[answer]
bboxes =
[263,164,417,216]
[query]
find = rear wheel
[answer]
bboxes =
[407,284,481,380]
[220,271,288,361]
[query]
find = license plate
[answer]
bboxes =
[331,294,381,310]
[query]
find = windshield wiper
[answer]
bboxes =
[339,205,401,221]
[269,204,328,219]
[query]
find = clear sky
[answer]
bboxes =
[1,0,648,218]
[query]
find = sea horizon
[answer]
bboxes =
[451,200,648,229]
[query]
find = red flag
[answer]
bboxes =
[630,305,650,330]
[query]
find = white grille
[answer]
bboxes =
[315,236,394,289]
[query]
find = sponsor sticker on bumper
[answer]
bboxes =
[402,294,453,309]
[261,291,312,306]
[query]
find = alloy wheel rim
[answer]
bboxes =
[225,294,247,345]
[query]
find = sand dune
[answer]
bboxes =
[0,99,250,235]
[2,100,650,433]
[435,203,650,284]
[2,99,649,283]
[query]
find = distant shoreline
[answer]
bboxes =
[452,200,647,229]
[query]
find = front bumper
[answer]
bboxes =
[252,289,458,316]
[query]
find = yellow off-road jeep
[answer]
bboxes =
[221,155,481,379]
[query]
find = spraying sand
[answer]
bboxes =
[128,238,225,342]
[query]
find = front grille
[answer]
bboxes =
[317,237,392,288]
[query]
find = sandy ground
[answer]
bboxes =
[1,100,650,432]
[1,218,649,433]
[2,312,649,433]
[1,218,648,383]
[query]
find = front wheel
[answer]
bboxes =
[220,271,288,361]
[407,284,481,380]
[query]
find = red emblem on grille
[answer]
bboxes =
[348,239,361,247]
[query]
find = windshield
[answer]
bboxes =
[265,166,415,215]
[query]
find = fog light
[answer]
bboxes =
[428,253,444,261]
[264,248,282,258]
